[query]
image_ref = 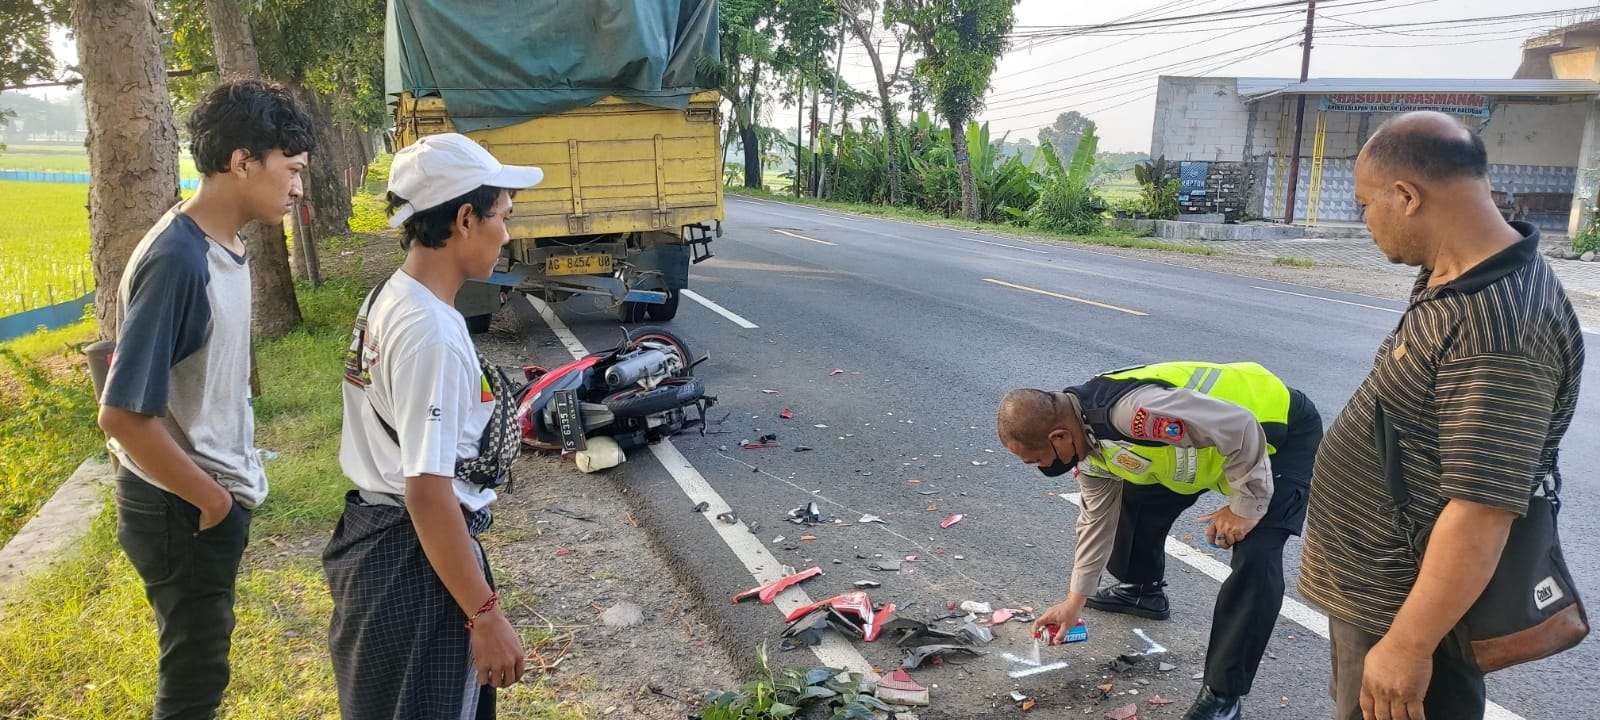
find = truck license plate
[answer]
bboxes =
[546,253,613,276]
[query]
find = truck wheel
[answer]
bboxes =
[645,289,680,321]
[465,313,493,334]
[617,301,649,323]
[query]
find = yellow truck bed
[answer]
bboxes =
[395,91,725,239]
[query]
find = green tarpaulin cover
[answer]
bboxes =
[385,0,720,133]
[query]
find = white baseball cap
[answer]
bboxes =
[386,133,544,228]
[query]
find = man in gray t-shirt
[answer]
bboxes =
[97,79,312,720]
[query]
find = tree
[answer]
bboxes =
[204,0,303,337]
[719,0,778,189]
[71,0,182,341]
[843,0,910,204]
[1037,110,1092,171]
[0,0,59,89]
[889,0,1018,220]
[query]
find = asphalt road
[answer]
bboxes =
[513,195,1599,719]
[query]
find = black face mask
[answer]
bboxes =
[1038,445,1079,477]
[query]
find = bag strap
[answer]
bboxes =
[356,276,402,446]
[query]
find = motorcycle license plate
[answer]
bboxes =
[552,389,587,452]
[546,253,613,276]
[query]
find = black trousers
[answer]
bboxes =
[115,472,252,720]
[1104,389,1322,697]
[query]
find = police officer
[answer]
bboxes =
[997,362,1322,720]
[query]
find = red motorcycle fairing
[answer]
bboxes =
[515,354,602,442]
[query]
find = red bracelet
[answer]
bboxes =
[464,591,499,630]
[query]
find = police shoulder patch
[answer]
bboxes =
[1151,415,1186,442]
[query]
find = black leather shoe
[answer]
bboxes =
[1084,581,1170,620]
[1181,687,1241,720]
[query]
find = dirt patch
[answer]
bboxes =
[481,451,739,718]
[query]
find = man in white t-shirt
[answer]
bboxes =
[324,133,543,720]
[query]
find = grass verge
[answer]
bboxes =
[1274,256,1317,269]
[727,186,1218,256]
[0,222,591,716]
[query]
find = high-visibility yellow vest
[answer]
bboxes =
[1075,362,1289,496]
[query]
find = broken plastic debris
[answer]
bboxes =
[870,560,901,572]
[853,580,881,588]
[1158,662,1175,672]
[901,643,984,670]
[875,669,929,706]
[813,423,828,428]
[734,566,822,604]
[940,514,964,529]
[1021,698,1036,712]
[956,622,994,645]
[959,600,992,614]
[779,408,794,419]
[829,369,845,376]
[772,536,786,543]
[793,446,814,452]
[788,501,825,525]
[599,601,644,628]
[691,501,710,513]
[555,546,571,557]
[991,608,1014,624]
[1010,691,1028,703]
[1148,695,1173,707]
[971,460,989,466]
[799,534,817,541]
[1105,704,1138,720]
[904,555,917,561]
[859,514,885,524]
[760,389,779,394]
[1097,681,1115,695]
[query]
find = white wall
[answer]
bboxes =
[1150,77,1252,162]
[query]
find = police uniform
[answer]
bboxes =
[1057,362,1323,704]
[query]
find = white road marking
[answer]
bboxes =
[1059,492,1525,719]
[1252,286,1402,314]
[771,228,837,246]
[984,278,1148,317]
[681,289,759,329]
[966,236,1051,255]
[523,296,870,673]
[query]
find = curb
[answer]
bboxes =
[0,457,114,603]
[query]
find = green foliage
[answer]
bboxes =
[0,0,62,88]
[1574,215,1600,255]
[1028,125,1106,234]
[694,646,887,720]
[1134,156,1179,221]
[889,0,1017,126]
[1274,256,1316,269]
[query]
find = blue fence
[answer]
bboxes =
[0,292,93,342]
[0,169,199,190]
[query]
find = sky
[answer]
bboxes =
[24,1,1600,152]
[839,0,1600,151]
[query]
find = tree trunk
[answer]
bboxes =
[204,0,260,79]
[948,116,978,220]
[296,85,353,239]
[204,0,302,337]
[849,15,903,205]
[795,78,804,197]
[741,60,764,189]
[74,0,181,341]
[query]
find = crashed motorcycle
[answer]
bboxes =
[513,326,713,452]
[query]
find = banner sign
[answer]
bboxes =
[1320,92,1491,118]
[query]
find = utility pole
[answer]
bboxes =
[819,13,845,200]
[1283,0,1316,225]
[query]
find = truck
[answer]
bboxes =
[384,0,724,330]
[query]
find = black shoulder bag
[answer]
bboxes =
[1375,400,1588,672]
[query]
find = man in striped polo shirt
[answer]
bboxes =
[1299,112,1583,720]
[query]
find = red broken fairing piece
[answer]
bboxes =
[779,408,795,419]
[733,566,823,605]
[783,591,897,642]
[940,513,964,529]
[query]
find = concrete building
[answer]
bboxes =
[1148,22,1600,234]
